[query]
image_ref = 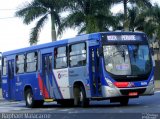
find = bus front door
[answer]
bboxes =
[42,54,54,99]
[89,47,101,97]
[8,60,15,100]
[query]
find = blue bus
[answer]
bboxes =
[1,31,154,107]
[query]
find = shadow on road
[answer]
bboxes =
[17,102,144,109]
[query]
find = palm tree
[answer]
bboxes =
[113,0,152,30]
[131,4,160,40]
[59,0,116,35]
[113,7,142,31]
[16,0,66,45]
[127,6,146,32]
[148,4,160,39]
[141,4,160,60]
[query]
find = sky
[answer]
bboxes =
[0,0,160,52]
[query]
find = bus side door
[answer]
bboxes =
[89,47,101,97]
[8,60,15,100]
[42,54,54,99]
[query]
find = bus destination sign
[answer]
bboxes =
[106,35,142,41]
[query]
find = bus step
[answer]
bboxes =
[44,99,54,102]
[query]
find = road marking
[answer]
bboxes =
[155,91,160,93]
[61,109,71,112]
[0,101,20,105]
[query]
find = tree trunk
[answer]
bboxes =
[123,0,128,31]
[86,15,99,33]
[51,13,57,42]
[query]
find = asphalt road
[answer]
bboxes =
[0,91,160,119]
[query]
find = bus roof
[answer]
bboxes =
[2,31,146,56]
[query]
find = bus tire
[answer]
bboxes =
[74,86,89,107]
[25,89,35,108]
[120,98,129,106]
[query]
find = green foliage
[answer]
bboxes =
[15,0,66,45]
[144,4,160,40]
[113,0,152,30]
[16,0,160,44]
[59,0,116,35]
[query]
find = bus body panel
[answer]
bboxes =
[2,76,9,99]
[68,66,90,98]
[16,73,42,100]
[53,68,70,99]
[1,31,154,104]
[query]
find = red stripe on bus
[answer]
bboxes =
[38,74,49,98]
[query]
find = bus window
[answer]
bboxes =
[54,46,67,69]
[49,56,52,70]
[8,60,14,79]
[26,52,38,72]
[69,43,86,67]
[16,54,25,74]
[2,58,7,76]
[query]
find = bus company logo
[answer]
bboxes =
[58,73,61,79]
[128,82,135,87]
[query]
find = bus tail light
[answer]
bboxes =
[114,82,129,88]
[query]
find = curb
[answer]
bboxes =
[155,88,160,91]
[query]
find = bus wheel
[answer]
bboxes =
[25,89,35,108]
[120,98,129,106]
[74,86,89,107]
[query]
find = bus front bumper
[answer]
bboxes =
[102,84,154,98]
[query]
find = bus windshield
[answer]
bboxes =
[103,45,152,76]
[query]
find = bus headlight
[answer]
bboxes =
[105,78,115,88]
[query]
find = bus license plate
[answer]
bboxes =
[129,92,138,96]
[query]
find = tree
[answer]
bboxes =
[147,4,160,40]
[131,3,160,40]
[59,0,116,35]
[127,6,146,32]
[113,0,152,30]
[16,0,66,45]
